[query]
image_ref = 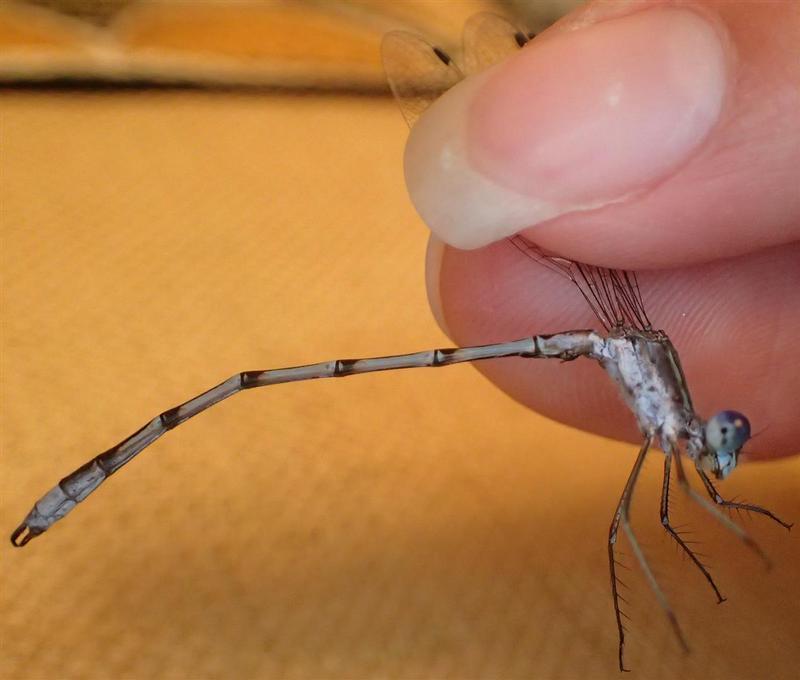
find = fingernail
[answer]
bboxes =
[404,6,729,249]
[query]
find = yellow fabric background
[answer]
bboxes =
[1,90,798,679]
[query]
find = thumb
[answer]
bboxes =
[404,1,800,269]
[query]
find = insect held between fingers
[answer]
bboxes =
[11,13,792,672]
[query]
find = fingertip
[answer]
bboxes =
[406,2,800,268]
[405,4,732,254]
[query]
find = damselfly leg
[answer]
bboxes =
[660,450,726,604]
[673,449,774,568]
[696,468,793,531]
[609,435,689,672]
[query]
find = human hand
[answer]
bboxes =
[403,1,800,459]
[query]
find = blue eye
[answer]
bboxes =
[705,410,751,453]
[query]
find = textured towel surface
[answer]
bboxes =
[0,0,505,87]
[2,90,799,679]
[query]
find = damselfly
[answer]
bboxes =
[10,14,791,672]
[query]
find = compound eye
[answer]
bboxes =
[705,410,751,453]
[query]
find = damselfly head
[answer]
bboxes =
[701,410,751,479]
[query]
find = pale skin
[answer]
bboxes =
[407,0,800,459]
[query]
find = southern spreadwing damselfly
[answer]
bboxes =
[10,14,791,672]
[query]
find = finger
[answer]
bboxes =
[405,1,800,269]
[429,237,800,460]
